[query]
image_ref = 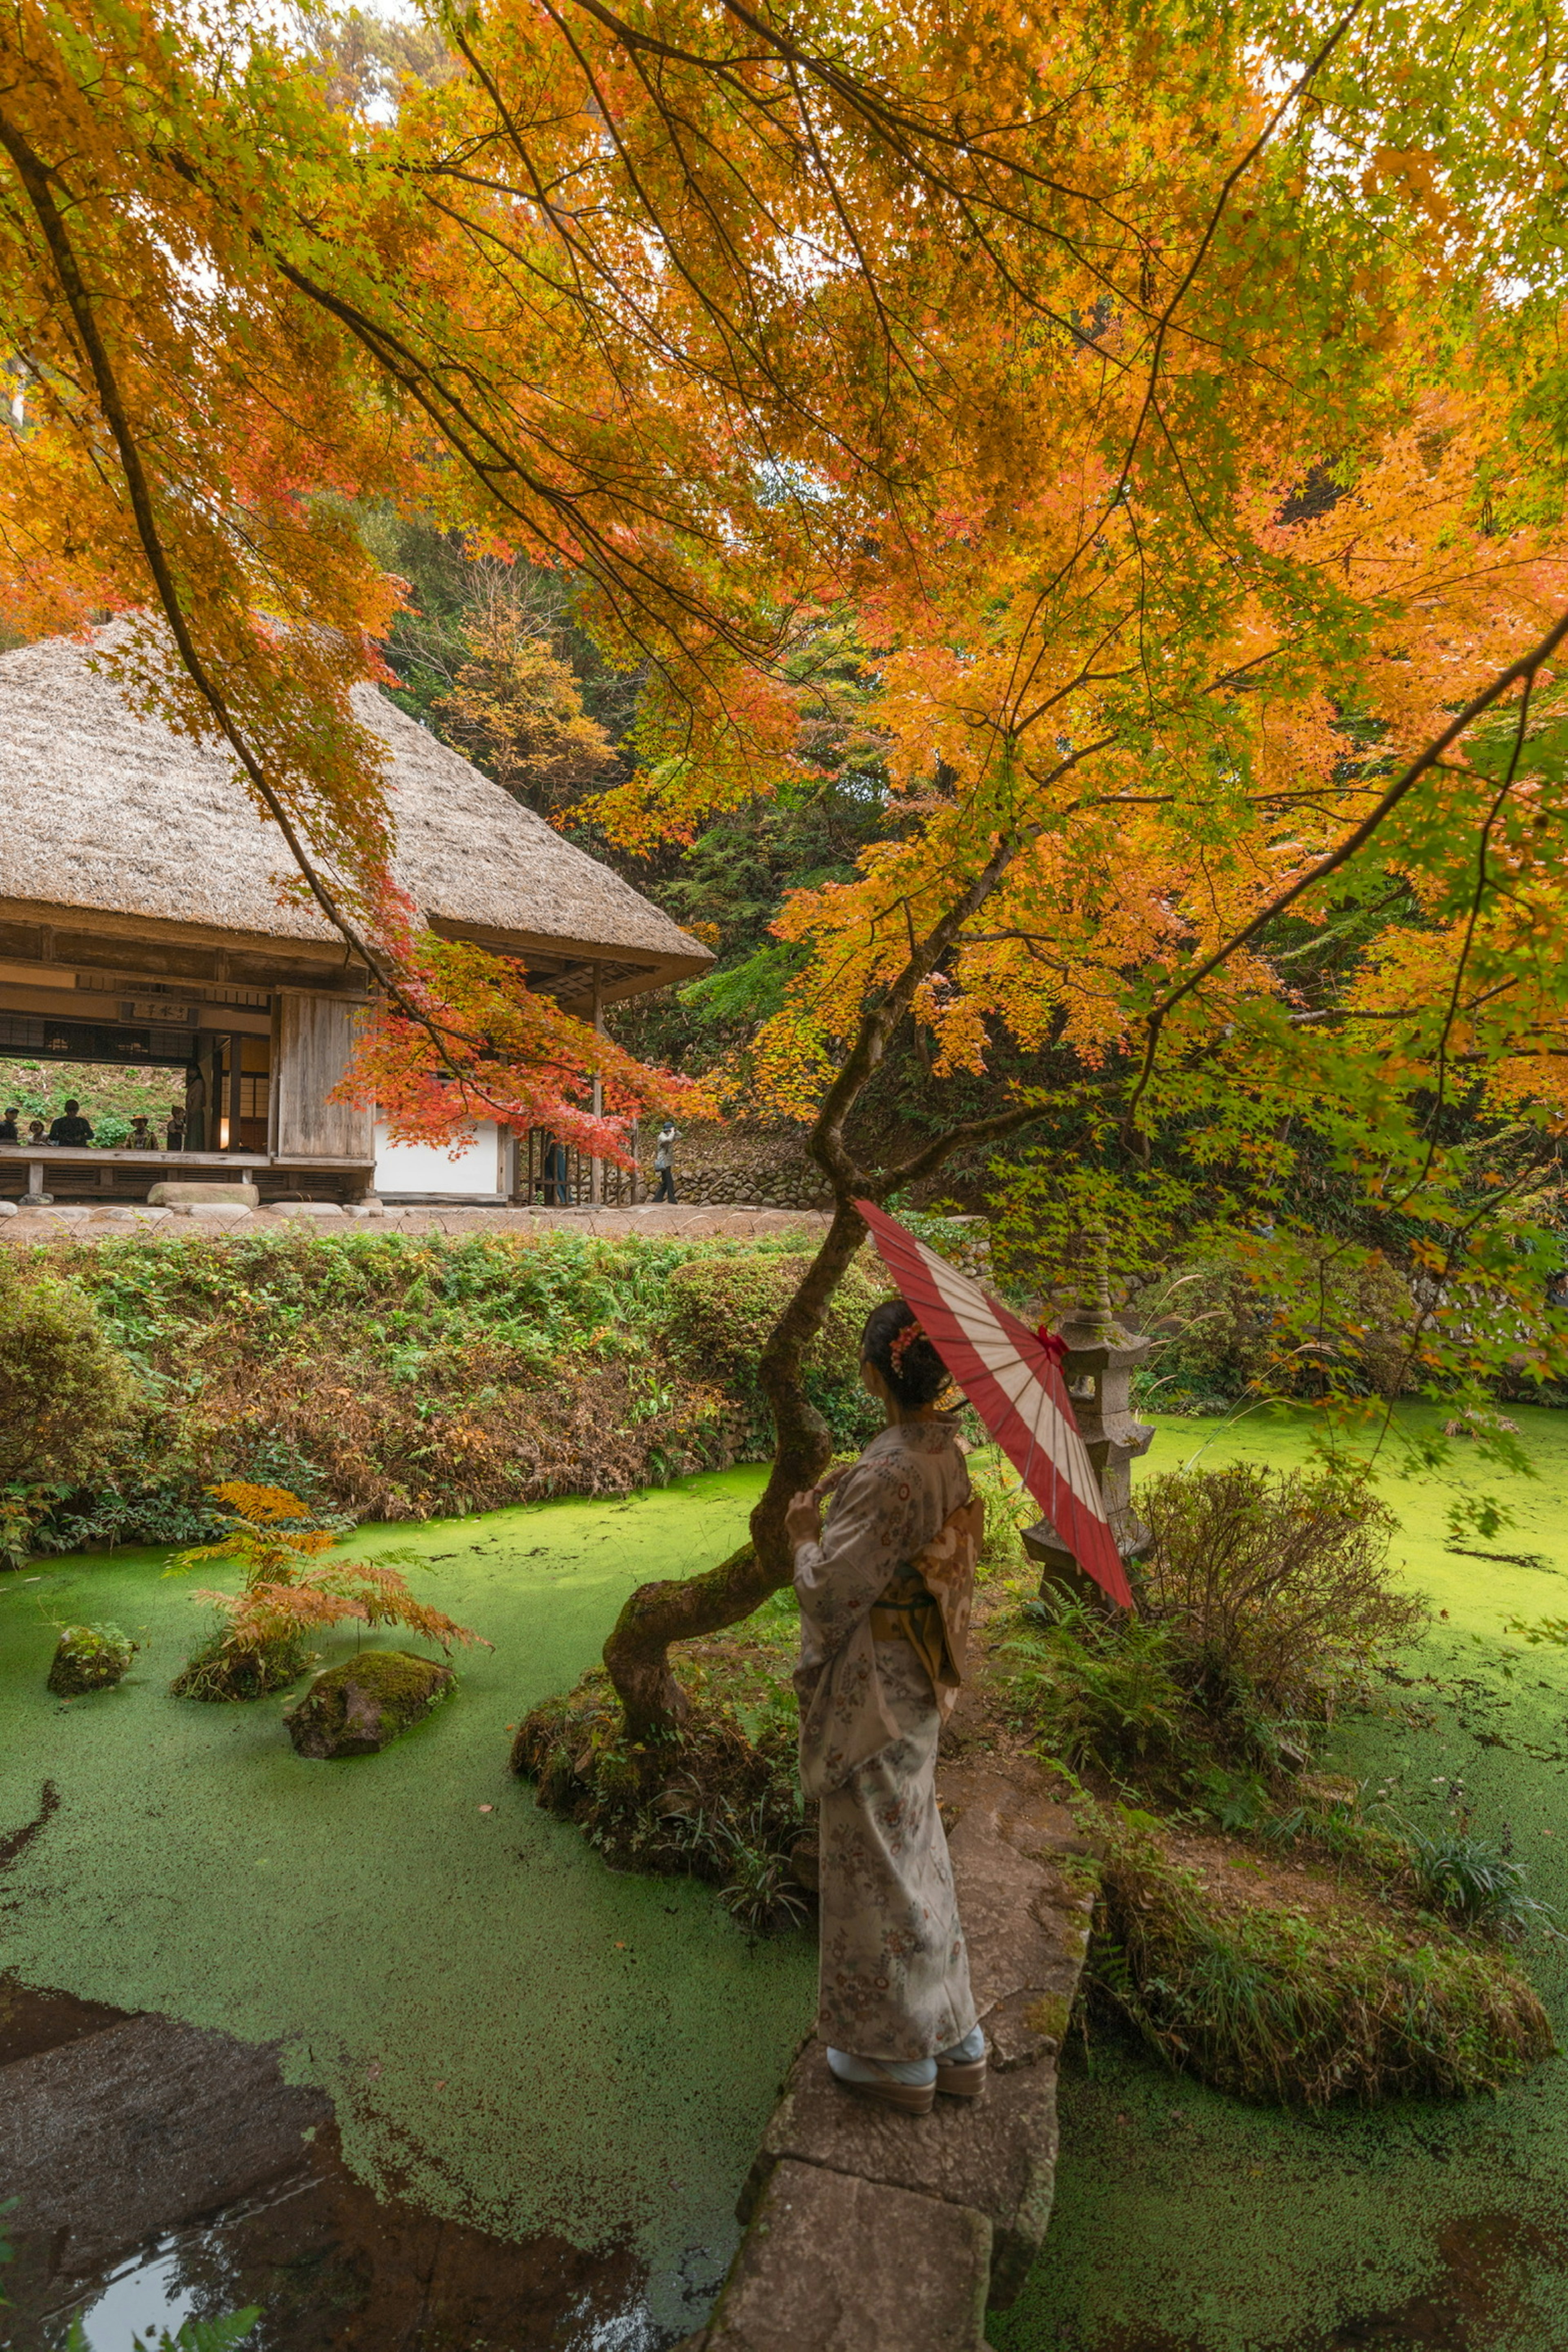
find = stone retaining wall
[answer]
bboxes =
[633,1122,832,1212]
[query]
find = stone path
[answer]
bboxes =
[677,1753,1100,2352]
[0,1201,834,1246]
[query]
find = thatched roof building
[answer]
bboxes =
[0,631,709,1204]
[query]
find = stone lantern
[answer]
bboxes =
[1022,1227,1155,1607]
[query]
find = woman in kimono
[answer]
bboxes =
[785,1299,987,2116]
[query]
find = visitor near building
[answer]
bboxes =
[784,1299,986,2116]
[25,1117,45,1144]
[653,1122,678,1202]
[0,1106,17,1143]
[127,1115,156,1149]
[542,1136,570,1204]
[165,1103,185,1152]
[47,1098,94,1146]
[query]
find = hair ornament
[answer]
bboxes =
[888,1317,926,1373]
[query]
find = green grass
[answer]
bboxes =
[0,1464,805,2334]
[993,1402,1568,2352]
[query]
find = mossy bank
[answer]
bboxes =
[993,1406,1568,2352]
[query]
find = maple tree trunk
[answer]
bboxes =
[601,1194,869,1744]
[600,826,1066,1745]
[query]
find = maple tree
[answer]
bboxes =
[2,0,1567,1737]
[167,1481,487,1699]
[587,7,1568,1732]
[433,596,621,821]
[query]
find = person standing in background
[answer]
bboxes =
[542,1136,570,1204]
[653,1122,678,1202]
[0,1106,18,1143]
[165,1101,186,1152]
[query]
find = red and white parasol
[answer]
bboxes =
[857,1198,1132,1607]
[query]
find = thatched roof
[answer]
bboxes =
[0,632,710,999]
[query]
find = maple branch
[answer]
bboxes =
[879,1094,1062,1193]
[1124,601,1568,1131]
[1425,689,1534,1126]
[803,731,1121,1194]
[0,110,649,1140]
[998,4,1362,726]
[1109,2,1365,508]
[0,111,388,983]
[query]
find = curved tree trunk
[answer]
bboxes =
[599,820,1061,1746]
[601,1194,869,1744]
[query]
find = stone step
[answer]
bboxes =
[0,2009,330,2272]
[680,1753,1099,2350]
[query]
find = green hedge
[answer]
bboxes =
[20,1228,892,1543]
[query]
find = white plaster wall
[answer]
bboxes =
[373,1118,507,1199]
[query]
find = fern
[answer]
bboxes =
[168,1485,488,1699]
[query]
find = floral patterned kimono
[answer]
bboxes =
[793,1419,982,2061]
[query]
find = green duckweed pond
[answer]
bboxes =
[0,1466,806,2341]
[10,1409,1568,2348]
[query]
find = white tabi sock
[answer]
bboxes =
[826,2046,938,2088]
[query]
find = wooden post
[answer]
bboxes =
[590,966,603,1207]
[227,1034,244,1154]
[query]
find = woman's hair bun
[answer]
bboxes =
[861,1299,951,1409]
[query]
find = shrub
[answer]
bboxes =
[665,1249,892,1448]
[47,1621,136,1695]
[1137,1248,1417,1405]
[1095,1826,1553,2105]
[1138,1463,1425,1724]
[168,1482,488,1702]
[1408,1827,1552,1941]
[0,1256,136,1492]
[685,1795,813,1935]
[44,1229,867,1523]
[966,1446,1038,1579]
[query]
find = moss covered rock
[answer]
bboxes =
[47,1621,136,1696]
[284,1649,455,1758]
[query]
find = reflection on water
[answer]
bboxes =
[0,1978,691,2352]
[70,2247,198,2351]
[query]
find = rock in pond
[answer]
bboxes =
[284,1650,455,1758]
[48,1624,136,1696]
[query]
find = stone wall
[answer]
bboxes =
[636,1122,832,1211]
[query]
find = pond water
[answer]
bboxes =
[994,1404,1568,2352]
[9,1415,1568,2350]
[0,1467,811,2348]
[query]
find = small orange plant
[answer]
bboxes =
[168,1482,489,1702]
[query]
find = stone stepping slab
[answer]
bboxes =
[679,1755,1100,2352]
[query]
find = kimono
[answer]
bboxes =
[792,1419,982,2061]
